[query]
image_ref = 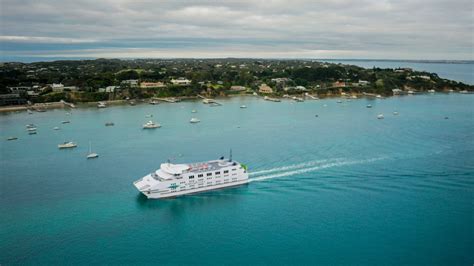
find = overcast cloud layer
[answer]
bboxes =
[1,0,473,61]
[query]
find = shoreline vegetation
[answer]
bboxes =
[1,58,472,111]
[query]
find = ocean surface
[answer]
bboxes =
[322,60,474,85]
[1,94,473,265]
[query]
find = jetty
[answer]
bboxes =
[153,97,181,103]
[264,96,281,102]
[198,95,222,106]
[305,93,319,100]
[60,100,76,108]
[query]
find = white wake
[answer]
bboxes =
[249,158,383,183]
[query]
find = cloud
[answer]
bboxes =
[0,0,473,61]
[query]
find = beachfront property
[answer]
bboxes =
[171,78,191,86]
[259,84,274,94]
[283,86,308,92]
[140,82,166,88]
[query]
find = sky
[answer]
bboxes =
[0,0,473,62]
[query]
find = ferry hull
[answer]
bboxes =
[139,179,249,199]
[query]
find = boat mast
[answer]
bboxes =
[229,149,232,162]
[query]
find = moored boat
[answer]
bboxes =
[143,121,160,129]
[58,141,77,149]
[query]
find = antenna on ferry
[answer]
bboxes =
[229,149,232,162]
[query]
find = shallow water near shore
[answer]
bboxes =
[1,94,473,265]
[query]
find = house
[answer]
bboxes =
[171,78,191,86]
[0,93,26,105]
[105,86,118,92]
[332,81,346,88]
[8,86,31,93]
[259,84,273,94]
[121,79,139,87]
[140,82,165,89]
[283,86,307,92]
[51,83,65,92]
[271,78,290,84]
[358,80,370,86]
[230,86,247,92]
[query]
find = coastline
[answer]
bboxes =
[1,92,471,114]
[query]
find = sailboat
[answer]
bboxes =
[87,141,99,159]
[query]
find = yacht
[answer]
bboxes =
[105,122,114,126]
[27,127,37,132]
[61,120,70,124]
[190,118,201,123]
[97,102,107,108]
[149,100,159,105]
[191,110,197,113]
[143,121,160,129]
[7,137,18,141]
[53,127,60,130]
[428,89,435,93]
[86,141,99,159]
[393,111,399,115]
[240,105,247,109]
[58,141,77,149]
[145,114,153,118]
[133,154,249,199]
[377,114,384,119]
[366,104,372,108]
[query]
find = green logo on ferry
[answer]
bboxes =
[168,184,179,189]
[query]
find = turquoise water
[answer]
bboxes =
[322,60,474,85]
[1,95,473,265]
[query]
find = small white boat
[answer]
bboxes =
[149,100,159,105]
[58,141,77,149]
[7,136,18,141]
[143,121,160,129]
[105,122,114,126]
[145,114,153,118]
[377,114,384,119]
[351,95,358,99]
[26,124,36,129]
[407,90,415,94]
[97,102,107,108]
[61,120,70,124]
[393,111,399,115]
[240,105,247,109]
[53,127,60,130]
[191,110,197,113]
[27,109,33,114]
[27,127,37,132]
[366,104,372,108]
[428,89,435,93]
[28,131,37,135]
[86,141,99,159]
[190,118,201,123]
[459,90,469,94]
[376,95,382,98]
[336,100,342,103]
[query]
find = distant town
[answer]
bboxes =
[1,58,472,106]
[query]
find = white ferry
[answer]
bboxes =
[134,154,249,199]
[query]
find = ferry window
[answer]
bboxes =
[198,174,203,177]
[215,171,220,175]
[232,168,236,171]
[207,173,212,176]
[189,175,194,179]
[224,170,229,174]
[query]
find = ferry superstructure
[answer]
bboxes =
[133,156,249,199]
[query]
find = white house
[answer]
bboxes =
[51,83,65,92]
[171,78,191,86]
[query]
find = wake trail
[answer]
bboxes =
[249,158,341,176]
[249,158,384,183]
